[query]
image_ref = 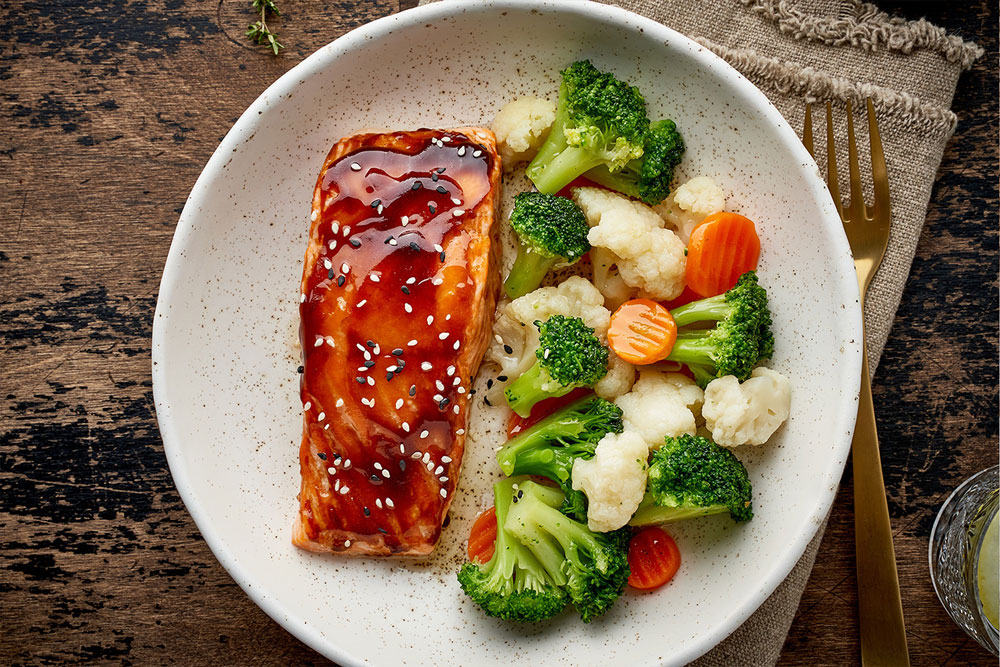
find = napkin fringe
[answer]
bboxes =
[694,39,960,137]
[740,0,984,69]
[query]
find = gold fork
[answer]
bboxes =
[803,99,910,666]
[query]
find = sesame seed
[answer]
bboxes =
[337,275,346,287]
[451,197,462,206]
[440,488,448,498]
[426,316,434,325]
[432,277,443,286]
[395,398,403,410]
[343,459,352,468]
[473,149,482,157]
[437,167,446,173]
[421,362,432,371]
[317,452,327,460]
[342,225,351,236]
[494,334,504,344]
[457,146,466,156]
[326,337,335,347]
[311,210,318,221]
[406,277,416,284]
[428,204,436,214]
[409,242,420,252]
[350,162,361,171]
[392,348,404,356]
[367,377,375,386]
[404,303,413,313]
[370,272,380,282]
[341,262,351,274]
[435,380,445,391]
[503,344,513,354]
[543,348,551,359]
[344,539,352,547]
[433,393,443,402]
[350,238,361,248]
[388,238,398,246]
[426,460,435,471]
[364,506,371,516]
[421,452,431,463]
[387,365,398,372]
[340,486,349,495]
[381,469,391,479]
[300,293,306,303]
[434,466,444,475]
[412,181,422,190]
[452,209,465,218]
[363,351,371,361]
[432,243,443,253]
[331,222,340,234]
[496,375,508,382]
[357,299,367,307]
[453,405,460,414]
[453,377,461,386]
[439,332,449,340]
[453,341,461,350]
[327,467,336,475]
[439,398,450,409]
[440,251,446,261]
[408,339,418,347]
[374,462,383,471]
[439,476,449,482]
[324,424,330,430]
[375,498,383,509]
[385,497,395,508]
[420,430,429,439]
[328,240,337,250]
[317,412,326,421]
[399,460,407,472]
[446,365,456,376]
[457,387,465,394]
[431,173,438,182]
[373,344,380,354]
[411,452,421,460]
[409,385,416,396]
[335,398,344,407]
[401,215,409,226]
[436,185,447,194]
[314,338,324,347]
[334,479,340,491]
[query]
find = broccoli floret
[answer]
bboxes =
[630,434,753,525]
[505,480,631,622]
[457,478,568,622]
[584,119,685,205]
[504,192,591,299]
[664,271,774,387]
[497,395,624,520]
[504,316,609,418]
[527,60,649,195]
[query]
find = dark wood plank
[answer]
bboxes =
[1,1,996,665]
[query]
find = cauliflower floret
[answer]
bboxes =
[590,246,635,311]
[485,276,635,402]
[490,97,556,166]
[615,370,704,447]
[571,430,649,532]
[655,176,725,244]
[702,367,791,446]
[573,187,686,301]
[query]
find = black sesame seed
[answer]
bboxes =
[409,385,416,396]
[317,452,327,460]
[392,348,404,356]
[517,490,524,499]
[328,269,335,279]
[436,167,446,173]
[439,398,450,408]
[428,204,436,214]
[378,527,388,534]
[370,474,381,482]
[409,242,421,252]
[486,379,494,389]
[401,286,410,295]
[356,376,366,384]
[396,360,406,369]
[366,340,376,348]
[503,344,513,354]
[411,181,422,190]
[363,506,371,517]
[436,185,447,194]
[297,365,304,373]
[371,199,381,208]
[497,375,508,382]
[431,173,439,182]
[469,389,477,396]
[364,360,375,368]
[439,251,446,261]
[337,275,346,287]
[399,460,406,471]
[333,453,342,461]
[386,372,394,381]
[384,236,394,244]
[484,397,492,406]
[349,239,361,248]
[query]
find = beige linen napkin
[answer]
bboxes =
[418,0,981,663]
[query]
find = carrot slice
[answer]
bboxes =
[467,507,497,564]
[685,212,761,297]
[608,299,678,365]
[506,388,592,438]
[627,526,681,590]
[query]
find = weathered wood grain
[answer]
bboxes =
[0,1,996,665]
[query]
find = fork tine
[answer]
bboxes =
[866,98,890,222]
[803,103,814,157]
[845,99,866,221]
[825,102,844,219]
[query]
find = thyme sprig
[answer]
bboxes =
[246,0,283,55]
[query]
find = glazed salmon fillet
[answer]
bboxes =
[293,128,501,556]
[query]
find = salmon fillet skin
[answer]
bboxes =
[293,128,501,556]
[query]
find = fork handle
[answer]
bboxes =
[853,343,910,666]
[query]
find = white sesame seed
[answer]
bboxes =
[440,488,448,498]
[340,486,349,495]
[433,244,443,253]
[317,412,325,421]
[341,262,351,274]
[303,401,312,411]
[441,455,452,462]
[370,272,380,282]
[422,452,431,463]
[399,444,405,454]
[411,452,421,460]
[432,277,443,286]
[543,348,551,359]
[331,222,340,234]
[326,336,335,347]
[344,539,351,547]
[435,380,445,391]
[457,146,466,156]
[439,332,449,340]
[407,339,418,347]
[356,343,367,352]
[374,462,383,470]
[363,351,371,361]
[327,467,336,475]
[323,258,332,270]
[494,334,504,344]
[311,210,318,222]
[401,215,409,226]
[389,238,397,246]
[457,386,465,394]
[335,398,344,408]
[434,465,444,475]
[377,204,384,215]
[451,198,461,206]
[453,378,461,386]
[420,431,429,440]
[432,393,443,402]
[366,377,375,386]
[406,277,416,285]
[314,338,323,347]
[342,225,351,236]
[357,299,367,307]
[453,341,461,350]
[381,469,390,478]
[376,498,383,508]
[350,162,361,171]
[426,316,434,325]
[395,399,403,410]
[373,344,380,354]
[402,422,410,432]
[445,314,451,321]
[439,476,449,482]
[421,362,433,371]
[453,405,460,414]
[387,365,398,372]
[404,303,413,313]
[473,149,482,158]
[385,498,395,508]
[452,209,465,217]
[324,424,330,430]
[426,461,435,471]
[343,459,352,469]
[334,479,341,492]
[300,293,306,303]
[328,240,337,250]
[446,365,456,376]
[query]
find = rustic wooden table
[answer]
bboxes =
[1,1,996,665]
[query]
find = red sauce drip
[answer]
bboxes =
[298,130,494,549]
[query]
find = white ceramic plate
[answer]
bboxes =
[152,2,862,665]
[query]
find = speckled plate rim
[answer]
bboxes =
[152,1,862,664]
